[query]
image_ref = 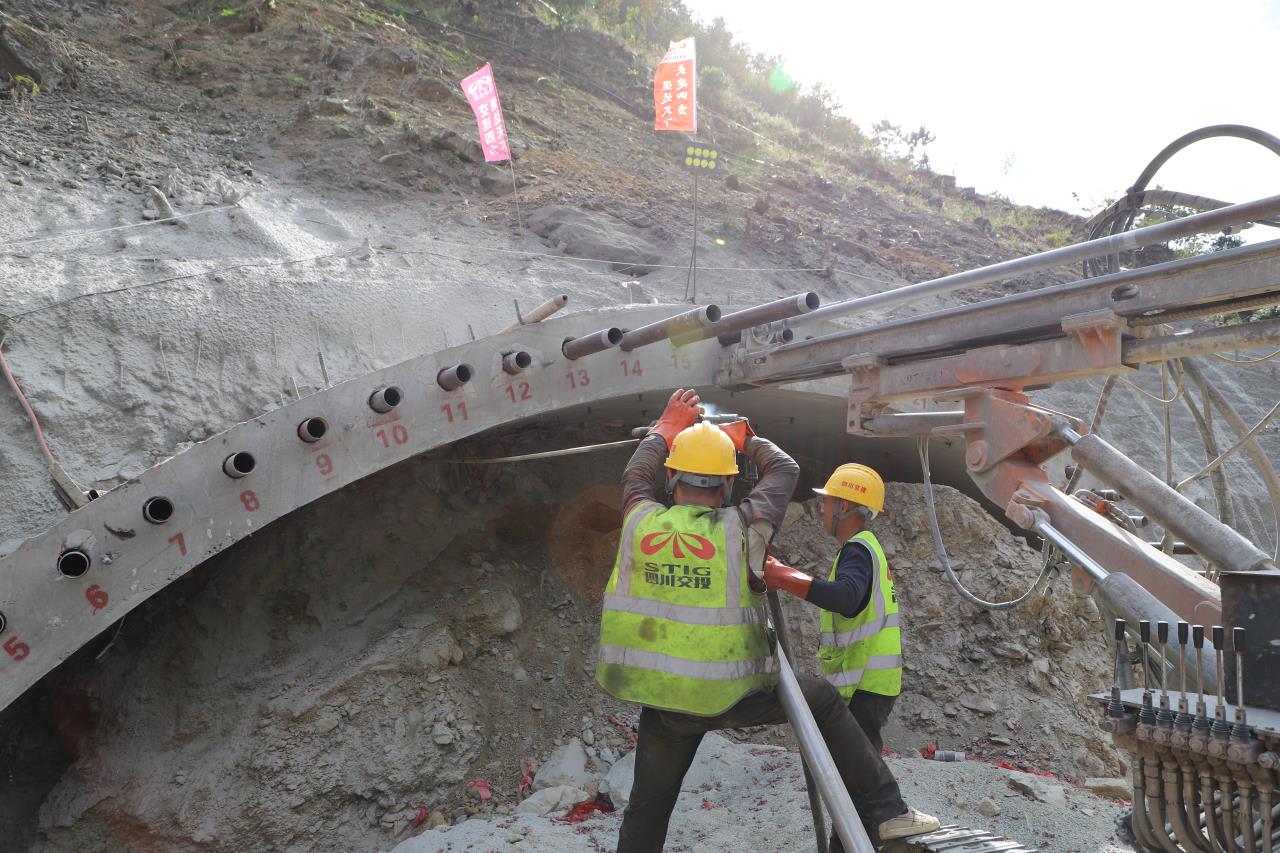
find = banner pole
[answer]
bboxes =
[687,169,699,303]
[507,157,522,231]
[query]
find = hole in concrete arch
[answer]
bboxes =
[56,549,91,578]
[142,497,174,524]
[224,451,256,477]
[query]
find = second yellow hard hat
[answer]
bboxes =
[813,463,885,513]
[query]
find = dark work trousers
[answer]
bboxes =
[616,674,907,853]
[848,690,898,757]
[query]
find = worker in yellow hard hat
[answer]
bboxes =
[598,390,928,850]
[764,463,941,845]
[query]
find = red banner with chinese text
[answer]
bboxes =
[654,38,696,133]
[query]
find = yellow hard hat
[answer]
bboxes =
[666,422,739,482]
[813,463,885,513]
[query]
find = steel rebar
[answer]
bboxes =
[796,194,1280,328]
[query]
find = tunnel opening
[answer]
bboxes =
[0,387,1118,850]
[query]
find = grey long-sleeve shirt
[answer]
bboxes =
[621,433,799,529]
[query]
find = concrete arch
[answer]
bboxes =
[0,303,978,715]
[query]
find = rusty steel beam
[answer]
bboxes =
[1121,317,1280,363]
[723,239,1280,388]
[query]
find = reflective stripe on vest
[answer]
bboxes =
[602,592,766,626]
[598,645,774,681]
[596,501,776,716]
[817,530,903,699]
[823,655,904,689]
[820,611,902,647]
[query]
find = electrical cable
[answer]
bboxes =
[1176,396,1280,493]
[1210,347,1280,365]
[917,437,1049,610]
[5,246,365,322]
[0,344,56,467]
[0,205,237,253]
[1118,374,1185,405]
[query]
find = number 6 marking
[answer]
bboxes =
[86,584,109,613]
[240,490,260,512]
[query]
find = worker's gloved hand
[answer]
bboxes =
[650,388,702,448]
[763,555,812,599]
[717,418,755,451]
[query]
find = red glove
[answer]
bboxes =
[650,389,702,448]
[718,419,755,451]
[763,556,812,599]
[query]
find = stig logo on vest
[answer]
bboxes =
[639,530,717,591]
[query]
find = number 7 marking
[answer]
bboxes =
[168,532,187,556]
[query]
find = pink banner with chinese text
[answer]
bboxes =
[460,63,511,163]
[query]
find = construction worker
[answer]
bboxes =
[762,462,910,762]
[597,390,935,851]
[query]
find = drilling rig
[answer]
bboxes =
[717,125,1280,852]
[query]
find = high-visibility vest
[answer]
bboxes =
[817,530,902,700]
[596,500,776,716]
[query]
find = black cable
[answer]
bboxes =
[1083,124,1280,278]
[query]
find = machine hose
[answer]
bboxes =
[918,438,1050,610]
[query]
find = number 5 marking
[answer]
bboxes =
[3,636,30,661]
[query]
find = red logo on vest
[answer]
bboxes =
[639,530,716,560]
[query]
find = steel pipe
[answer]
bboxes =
[797,194,1280,328]
[863,411,967,436]
[1123,318,1280,364]
[56,549,91,579]
[665,292,819,346]
[297,417,328,443]
[1064,429,1275,575]
[562,327,622,360]
[436,363,473,391]
[768,591,829,853]
[620,305,721,352]
[222,452,256,479]
[1034,518,1109,582]
[500,294,568,334]
[142,496,174,525]
[368,386,402,413]
[774,640,875,853]
[0,611,6,634]
[501,351,532,375]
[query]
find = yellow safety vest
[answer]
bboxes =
[596,500,776,716]
[817,530,903,699]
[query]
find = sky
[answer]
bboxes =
[681,0,1280,222]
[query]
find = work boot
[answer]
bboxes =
[878,806,941,840]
